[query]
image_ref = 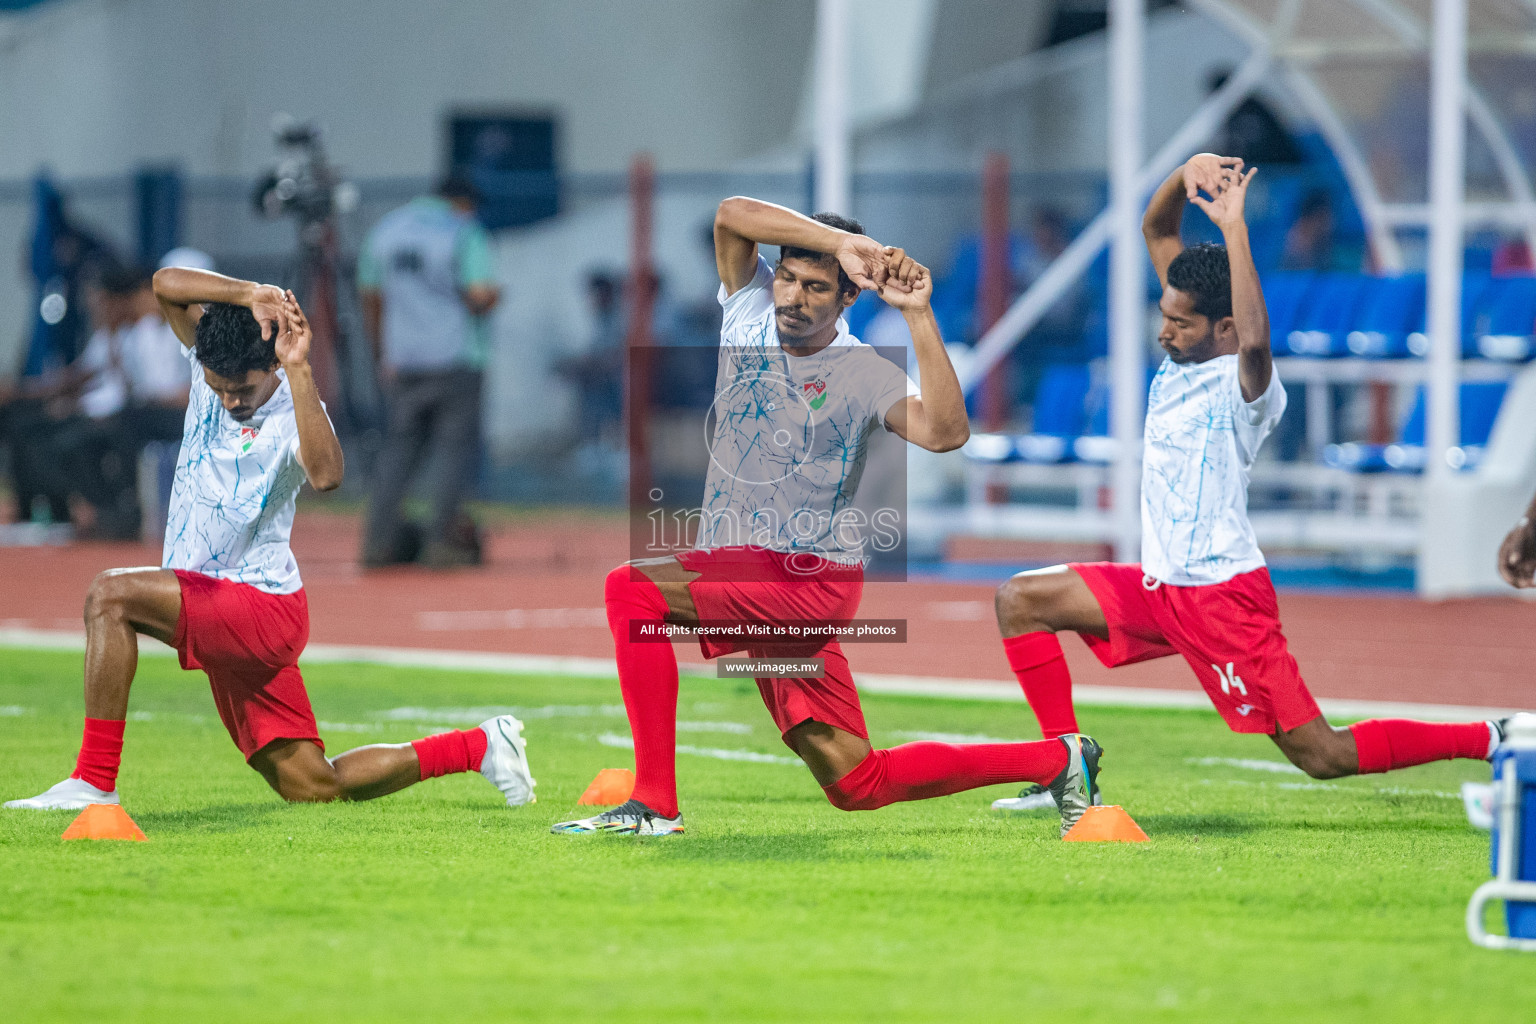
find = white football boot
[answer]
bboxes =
[478,716,536,806]
[993,780,1104,814]
[550,799,685,836]
[5,777,119,810]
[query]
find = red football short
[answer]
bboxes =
[676,545,868,744]
[171,569,323,760]
[1068,562,1323,734]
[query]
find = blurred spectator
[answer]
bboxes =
[357,175,500,568]
[118,263,192,447]
[1493,237,1534,277]
[1014,207,1086,349]
[1279,191,1336,271]
[1,263,143,534]
[20,178,112,380]
[1209,70,1304,166]
[553,271,625,446]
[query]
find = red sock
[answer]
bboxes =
[1348,718,1491,774]
[606,565,679,818]
[822,740,1070,811]
[1003,632,1079,738]
[411,727,490,780]
[71,717,126,792]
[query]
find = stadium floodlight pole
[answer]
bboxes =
[958,47,1270,396]
[813,0,851,216]
[1425,0,1466,489]
[1107,0,1146,562]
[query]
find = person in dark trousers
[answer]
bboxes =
[358,176,500,568]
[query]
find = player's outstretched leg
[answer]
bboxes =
[994,565,1111,740]
[552,561,688,836]
[795,719,1104,837]
[6,568,180,811]
[250,715,535,805]
[1272,713,1503,779]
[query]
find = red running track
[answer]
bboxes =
[2,509,1533,709]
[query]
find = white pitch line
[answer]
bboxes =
[676,721,752,735]
[597,732,800,766]
[892,730,1026,744]
[1188,756,1304,775]
[0,628,1521,721]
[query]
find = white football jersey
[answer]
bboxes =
[697,256,917,565]
[1140,353,1286,586]
[162,347,312,594]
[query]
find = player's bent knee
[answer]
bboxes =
[823,777,881,812]
[1286,742,1353,780]
[83,572,131,622]
[995,574,1055,632]
[275,770,342,803]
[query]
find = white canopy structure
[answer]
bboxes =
[939,0,1536,595]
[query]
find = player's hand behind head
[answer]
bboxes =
[274,290,312,369]
[1184,153,1243,200]
[248,284,288,342]
[1497,518,1536,588]
[1189,165,1257,232]
[877,248,931,311]
[834,233,890,292]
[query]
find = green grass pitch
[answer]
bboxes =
[2,647,1532,1021]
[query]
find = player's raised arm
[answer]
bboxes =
[878,249,969,453]
[152,267,287,349]
[713,196,891,297]
[275,292,344,492]
[1189,165,1271,402]
[1143,153,1244,287]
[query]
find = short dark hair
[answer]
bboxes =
[779,212,865,296]
[1166,242,1232,321]
[436,173,479,205]
[195,302,275,379]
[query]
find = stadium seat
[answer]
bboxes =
[963,363,1092,465]
[1069,363,1161,464]
[1346,274,1425,358]
[1405,270,1491,357]
[1263,272,1316,354]
[1474,275,1536,361]
[1284,273,1371,357]
[1323,380,1507,473]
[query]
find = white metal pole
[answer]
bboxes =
[814,0,850,215]
[1426,0,1466,482]
[1108,0,1146,562]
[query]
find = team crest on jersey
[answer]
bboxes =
[238,426,260,453]
[803,378,828,410]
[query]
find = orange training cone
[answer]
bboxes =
[62,803,147,842]
[1062,805,1148,843]
[577,768,636,806]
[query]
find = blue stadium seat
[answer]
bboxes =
[1324,380,1507,473]
[1073,364,1160,464]
[1284,273,1371,357]
[1346,274,1425,358]
[964,363,1091,465]
[1263,272,1316,354]
[1405,270,1491,358]
[1474,275,1536,361]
